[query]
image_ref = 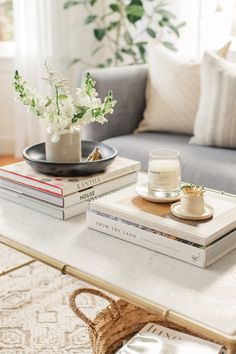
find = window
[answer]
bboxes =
[0,0,13,42]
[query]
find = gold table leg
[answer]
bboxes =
[0,260,35,276]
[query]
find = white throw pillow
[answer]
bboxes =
[137,42,230,135]
[190,50,236,148]
[137,43,200,135]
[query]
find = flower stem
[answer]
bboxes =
[55,85,60,115]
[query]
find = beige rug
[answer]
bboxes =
[0,244,111,354]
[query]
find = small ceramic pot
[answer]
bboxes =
[45,128,81,163]
[181,194,204,215]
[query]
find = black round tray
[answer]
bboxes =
[23,140,117,176]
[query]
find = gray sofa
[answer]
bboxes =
[83,65,236,195]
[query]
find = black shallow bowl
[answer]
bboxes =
[23,140,117,177]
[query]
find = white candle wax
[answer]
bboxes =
[148,159,181,190]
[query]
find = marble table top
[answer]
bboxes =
[0,197,236,336]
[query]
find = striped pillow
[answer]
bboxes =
[137,42,230,135]
[137,43,200,134]
[190,51,236,148]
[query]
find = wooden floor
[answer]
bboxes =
[0,156,22,167]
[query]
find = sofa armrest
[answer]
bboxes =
[81,65,148,141]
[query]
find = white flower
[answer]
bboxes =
[14,68,117,143]
[50,131,60,143]
[46,124,54,134]
[96,115,107,124]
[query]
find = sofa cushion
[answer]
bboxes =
[137,43,200,135]
[104,132,236,194]
[191,50,236,148]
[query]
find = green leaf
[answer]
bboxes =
[158,17,169,27]
[63,0,84,9]
[157,9,176,19]
[168,24,179,37]
[136,41,146,46]
[163,41,177,51]
[126,4,144,23]
[91,45,104,55]
[65,58,81,69]
[72,106,88,122]
[98,58,113,68]
[14,70,20,81]
[105,58,112,67]
[90,0,97,5]
[115,51,123,62]
[126,5,144,17]
[121,48,136,56]
[45,98,52,107]
[58,94,68,100]
[124,31,133,45]
[107,21,119,31]
[109,3,120,12]
[94,28,106,41]
[136,43,146,62]
[176,21,186,29]
[146,28,156,38]
[84,15,97,24]
[129,0,142,5]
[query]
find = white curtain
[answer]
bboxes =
[13,0,71,157]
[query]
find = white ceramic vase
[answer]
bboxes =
[45,128,81,163]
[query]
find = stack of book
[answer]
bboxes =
[0,157,140,220]
[87,186,236,268]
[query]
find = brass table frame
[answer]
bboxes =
[0,232,236,353]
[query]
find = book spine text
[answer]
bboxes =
[87,210,206,268]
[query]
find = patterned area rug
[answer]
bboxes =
[0,244,111,354]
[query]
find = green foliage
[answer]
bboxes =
[14,71,27,99]
[85,15,97,24]
[126,0,144,24]
[94,28,106,41]
[63,0,185,67]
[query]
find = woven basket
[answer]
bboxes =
[69,287,222,354]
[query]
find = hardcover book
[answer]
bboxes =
[0,171,137,208]
[0,172,137,220]
[89,186,236,246]
[116,323,224,353]
[87,209,236,267]
[0,157,140,196]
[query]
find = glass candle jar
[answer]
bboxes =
[148,149,181,198]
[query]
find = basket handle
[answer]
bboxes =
[69,287,121,328]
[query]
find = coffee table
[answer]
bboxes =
[0,184,236,353]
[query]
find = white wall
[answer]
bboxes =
[0,56,14,155]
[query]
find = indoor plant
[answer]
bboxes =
[64,0,185,68]
[14,65,117,162]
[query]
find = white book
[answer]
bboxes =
[0,172,138,208]
[0,172,138,220]
[89,186,236,246]
[87,210,236,268]
[117,323,224,353]
[0,157,140,196]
